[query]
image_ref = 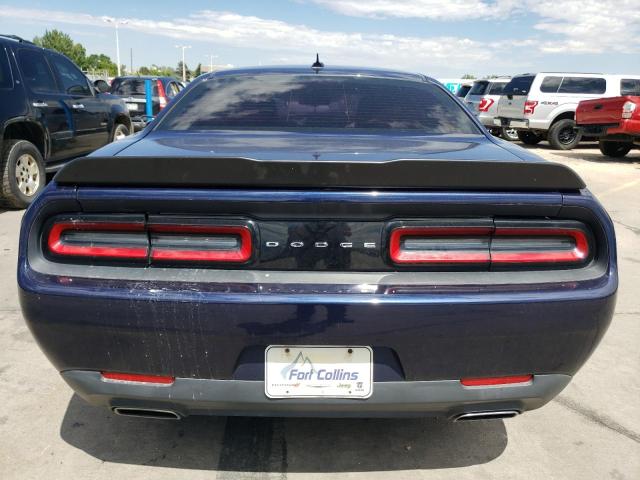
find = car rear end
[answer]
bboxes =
[577,95,640,140]
[465,80,508,128]
[18,69,618,420]
[109,77,169,131]
[495,74,539,130]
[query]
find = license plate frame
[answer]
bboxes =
[264,345,373,399]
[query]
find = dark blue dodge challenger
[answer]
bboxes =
[18,66,617,421]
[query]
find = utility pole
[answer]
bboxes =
[103,17,129,77]
[175,45,191,82]
[204,54,218,73]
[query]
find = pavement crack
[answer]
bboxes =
[554,395,640,444]
[613,220,640,235]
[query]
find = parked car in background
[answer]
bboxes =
[109,76,184,131]
[0,34,131,208]
[495,73,640,150]
[464,77,517,140]
[20,65,617,422]
[576,93,640,158]
[455,81,473,99]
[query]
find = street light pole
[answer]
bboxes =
[103,17,129,77]
[175,45,191,82]
[204,54,218,73]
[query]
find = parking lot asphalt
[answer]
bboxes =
[0,143,638,480]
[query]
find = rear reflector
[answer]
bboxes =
[101,372,175,384]
[47,221,148,259]
[149,224,253,263]
[461,375,533,387]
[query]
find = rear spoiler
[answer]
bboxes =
[54,156,585,191]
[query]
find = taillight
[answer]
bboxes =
[524,100,538,115]
[45,216,254,264]
[388,220,592,269]
[149,224,252,263]
[157,79,168,110]
[622,100,637,119]
[389,224,492,266]
[478,98,494,112]
[491,223,589,265]
[47,218,148,260]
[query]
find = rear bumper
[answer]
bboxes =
[62,370,571,418]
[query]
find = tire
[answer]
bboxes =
[547,118,582,150]
[599,140,633,158]
[517,130,542,145]
[112,123,130,142]
[0,139,46,209]
[501,128,519,142]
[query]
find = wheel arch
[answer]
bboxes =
[2,118,48,160]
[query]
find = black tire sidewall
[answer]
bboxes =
[548,119,582,150]
[599,141,633,158]
[501,128,519,142]
[1,140,46,209]
[517,130,542,145]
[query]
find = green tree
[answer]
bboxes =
[175,61,191,81]
[84,53,118,76]
[33,29,86,67]
[461,74,476,79]
[194,63,202,77]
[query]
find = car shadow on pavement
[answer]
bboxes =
[60,394,508,473]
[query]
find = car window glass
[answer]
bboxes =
[49,54,91,96]
[558,77,606,94]
[620,79,640,96]
[487,82,506,95]
[540,76,562,93]
[167,82,180,98]
[158,75,480,134]
[468,81,488,95]
[17,49,58,93]
[0,48,12,89]
[502,75,535,96]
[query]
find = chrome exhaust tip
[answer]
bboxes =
[453,410,520,422]
[112,407,181,420]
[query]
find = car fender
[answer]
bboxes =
[1,116,50,159]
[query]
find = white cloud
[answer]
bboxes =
[0,5,496,70]
[310,0,519,20]
[312,0,640,55]
[530,0,640,54]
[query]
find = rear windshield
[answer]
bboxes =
[110,78,157,96]
[0,48,12,89]
[503,75,535,96]
[621,78,640,96]
[468,81,488,96]
[158,75,479,134]
[487,82,506,95]
[456,85,471,97]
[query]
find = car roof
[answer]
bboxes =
[204,65,431,83]
[113,76,177,81]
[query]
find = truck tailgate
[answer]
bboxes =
[576,96,630,125]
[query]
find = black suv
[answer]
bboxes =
[0,35,131,208]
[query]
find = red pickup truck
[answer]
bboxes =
[576,96,639,158]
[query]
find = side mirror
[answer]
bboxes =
[93,79,110,94]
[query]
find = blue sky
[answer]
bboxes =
[0,0,638,77]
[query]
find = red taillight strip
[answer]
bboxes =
[389,227,492,264]
[461,374,533,387]
[101,372,175,385]
[47,222,148,259]
[149,224,253,263]
[491,227,589,264]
